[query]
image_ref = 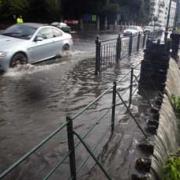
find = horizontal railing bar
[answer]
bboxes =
[71,88,112,120]
[47,109,111,180]
[71,68,138,121]
[116,91,147,138]
[100,38,117,43]
[76,108,110,142]
[0,122,67,179]
[76,125,110,177]
[101,42,116,46]
[44,110,110,180]
[73,131,113,180]
[43,151,70,180]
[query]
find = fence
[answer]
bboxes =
[0,62,147,180]
[95,33,147,75]
[95,30,163,75]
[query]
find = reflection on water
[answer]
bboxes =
[0,32,143,179]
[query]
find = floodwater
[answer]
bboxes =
[0,32,143,180]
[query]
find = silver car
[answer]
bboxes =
[0,23,73,72]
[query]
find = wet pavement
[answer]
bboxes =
[0,32,144,179]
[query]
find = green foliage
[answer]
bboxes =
[117,0,150,23]
[0,0,151,23]
[162,150,180,180]
[102,3,120,15]
[9,0,29,15]
[171,95,180,117]
[46,0,61,20]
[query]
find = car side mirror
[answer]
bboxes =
[34,36,44,42]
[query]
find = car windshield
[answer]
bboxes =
[2,24,37,40]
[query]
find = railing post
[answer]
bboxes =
[128,34,133,56]
[66,116,76,180]
[129,68,134,108]
[116,34,121,63]
[137,33,141,51]
[95,36,101,75]
[142,33,146,48]
[111,81,117,133]
[170,33,180,61]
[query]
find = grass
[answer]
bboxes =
[162,150,180,180]
[162,96,180,179]
[170,95,180,118]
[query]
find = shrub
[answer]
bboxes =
[162,150,180,180]
[171,95,180,118]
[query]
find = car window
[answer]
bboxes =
[2,24,37,40]
[36,28,53,40]
[52,28,63,37]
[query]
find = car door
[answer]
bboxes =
[51,27,64,56]
[28,27,56,63]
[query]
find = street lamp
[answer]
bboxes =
[166,0,172,30]
[165,0,172,41]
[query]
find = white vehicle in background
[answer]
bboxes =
[123,26,143,36]
[144,26,154,34]
[51,22,71,33]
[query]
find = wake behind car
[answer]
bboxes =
[123,26,143,36]
[0,23,73,72]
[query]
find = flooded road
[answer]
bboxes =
[0,32,143,179]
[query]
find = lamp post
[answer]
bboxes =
[165,0,172,41]
[174,0,179,30]
[166,0,172,30]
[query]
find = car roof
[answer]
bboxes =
[22,23,48,28]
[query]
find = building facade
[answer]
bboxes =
[150,0,177,28]
[177,0,180,27]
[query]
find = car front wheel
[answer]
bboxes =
[10,53,27,68]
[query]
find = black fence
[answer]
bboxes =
[95,31,163,75]
[95,33,147,75]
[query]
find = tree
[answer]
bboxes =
[9,0,29,16]
[26,0,48,21]
[46,0,61,21]
[0,0,150,24]
[0,0,11,21]
[102,3,120,15]
[117,0,150,24]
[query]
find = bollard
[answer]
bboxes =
[66,116,76,180]
[95,36,101,75]
[171,33,180,61]
[111,81,117,133]
[129,68,134,108]
[129,33,133,56]
[137,33,141,51]
[142,33,146,48]
[116,34,121,63]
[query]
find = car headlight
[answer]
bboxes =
[0,51,7,58]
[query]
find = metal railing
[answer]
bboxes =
[95,30,164,75]
[95,33,147,75]
[0,61,148,180]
